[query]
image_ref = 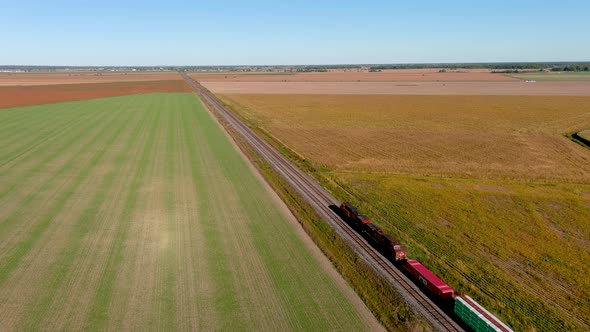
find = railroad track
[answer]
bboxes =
[181,73,463,332]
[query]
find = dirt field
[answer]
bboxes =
[219,93,590,331]
[203,80,590,96]
[579,129,590,140]
[0,93,380,331]
[0,71,182,86]
[191,69,516,82]
[0,80,192,109]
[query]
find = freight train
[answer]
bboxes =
[338,202,513,332]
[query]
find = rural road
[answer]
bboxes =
[181,73,464,332]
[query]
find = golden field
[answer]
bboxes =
[219,93,590,331]
[220,95,590,182]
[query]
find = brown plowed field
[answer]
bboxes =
[203,80,590,96]
[0,80,192,109]
[190,69,516,82]
[0,72,182,86]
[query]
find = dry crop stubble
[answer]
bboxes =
[218,93,590,331]
[203,80,590,96]
[219,94,590,182]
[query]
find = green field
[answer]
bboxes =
[510,71,590,81]
[0,93,379,331]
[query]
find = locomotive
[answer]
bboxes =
[339,202,407,261]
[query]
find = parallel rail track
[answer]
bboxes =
[182,73,463,331]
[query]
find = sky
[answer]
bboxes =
[1,0,589,66]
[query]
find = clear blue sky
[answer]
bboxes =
[1,0,588,66]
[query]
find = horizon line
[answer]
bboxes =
[1,60,590,68]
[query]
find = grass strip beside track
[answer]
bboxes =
[204,95,423,331]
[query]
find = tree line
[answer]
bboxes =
[550,65,589,72]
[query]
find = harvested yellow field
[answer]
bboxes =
[220,94,590,182]
[219,93,590,331]
[190,68,516,82]
[204,81,590,96]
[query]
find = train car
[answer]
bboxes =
[338,202,406,260]
[363,223,384,241]
[403,260,454,300]
[339,202,371,226]
[355,214,371,225]
[381,234,407,261]
[340,202,359,218]
[455,295,513,332]
[363,224,407,261]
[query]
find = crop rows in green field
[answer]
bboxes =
[0,93,376,331]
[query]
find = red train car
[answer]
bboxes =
[403,260,454,300]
